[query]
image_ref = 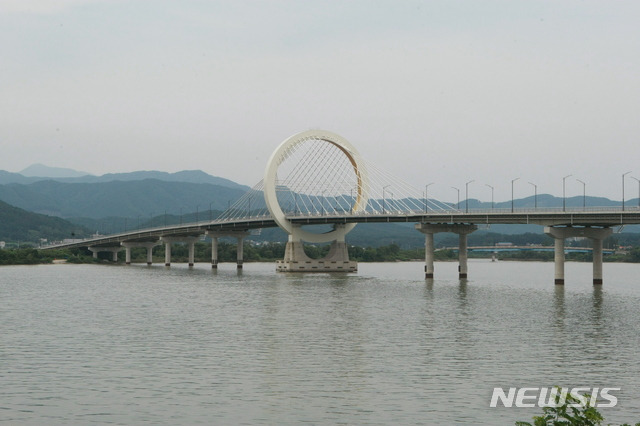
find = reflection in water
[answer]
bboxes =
[553,285,566,330]
[592,285,603,324]
[1,262,639,425]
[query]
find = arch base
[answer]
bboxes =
[276,225,357,273]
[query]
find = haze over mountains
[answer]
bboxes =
[1,164,639,245]
[2,164,249,189]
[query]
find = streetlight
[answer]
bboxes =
[631,176,640,209]
[347,188,355,213]
[425,182,434,213]
[576,179,586,210]
[622,171,632,211]
[562,174,572,212]
[511,178,520,213]
[196,205,200,223]
[528,182,537,209]
[465,180,474,213]
[383,185,391,214]
[451,186,460,210]
[485,184,494,210]
[209,202,213,221]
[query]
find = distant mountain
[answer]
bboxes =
[0,199,90,243]
[20,163,91,178]
[64,170,249,190]
[0,179,249,219]
[0,167,249,190]
[0,170,35,185]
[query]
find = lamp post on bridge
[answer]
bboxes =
[631,176,640,209]
[576,179,586,211]
[451,186,460,210]
[511,178,519,213]
[196,205,200,223]
[209,202,213,221]
[562,174,572,212]
[383,185,390,214]
[622,171,632,211]
[528,182,537,209]
[465,180,474,213]
[424,182,434,213]
[485,184,494,210]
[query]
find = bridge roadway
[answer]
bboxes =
[44,207,640,251]
[41,207,640,284]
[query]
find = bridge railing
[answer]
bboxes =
[284,205,640,219]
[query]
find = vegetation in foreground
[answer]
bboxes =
[0,248,95,265]
[515,387,638,426]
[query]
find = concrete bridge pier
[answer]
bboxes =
[277,224,357,272]
[416,223,477,279]
[121,241,159,265]
[88,246,122,262]
[544,226,613,285]
[206,231,250,269]
[236,235,245,269]
[161,236,200,266]
[210,236,218,268]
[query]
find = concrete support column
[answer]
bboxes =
[125,247,132,265]
[553,237,565,285]
[592,238,604,285]
[188,240,195,267]
[206,230,250,269]
[164,242,171,266]
[415,223,477,280]
[458,232,468,279]
[236,236,244,269]
[161,236,200,267]
[121,242,159,266]
[424,232,434,279]
[211,237,218,268]
[545,226,612,285]
[275,224,356,272]
[89,246,121,262]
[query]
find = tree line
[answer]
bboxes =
[3,242,640,265]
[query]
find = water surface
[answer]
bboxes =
[1,260,639,424]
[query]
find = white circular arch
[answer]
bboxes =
[263,130,369,243]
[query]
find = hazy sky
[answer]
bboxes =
[2,0,639,202]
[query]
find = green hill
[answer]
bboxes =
[0,179,248,219]
[0,200,90,244]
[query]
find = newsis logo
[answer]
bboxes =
[490,387,620,408]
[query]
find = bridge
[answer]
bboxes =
[443,245,616,254]
[43,130,640,285]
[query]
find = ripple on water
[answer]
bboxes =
[1,261,639,424]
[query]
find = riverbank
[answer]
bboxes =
[3,243,640,266]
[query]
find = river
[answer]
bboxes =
[1,260,639,425]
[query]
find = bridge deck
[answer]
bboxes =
[41,208,640,250]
